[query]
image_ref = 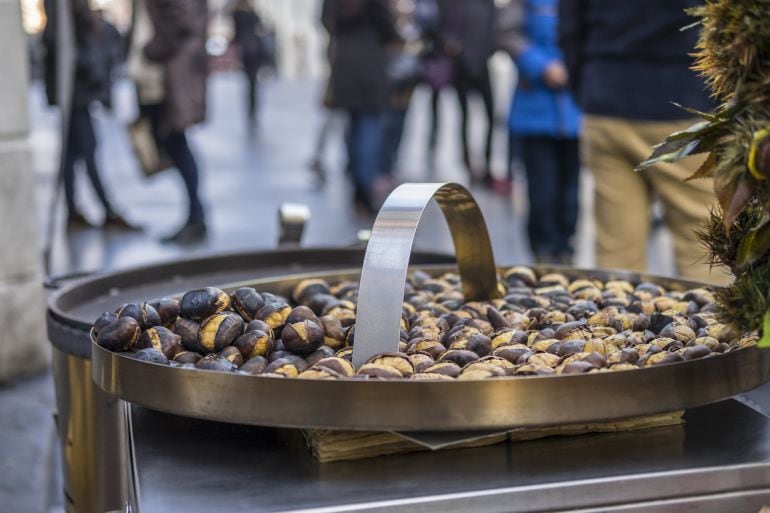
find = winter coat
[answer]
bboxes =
[500,0,581,137]
[558,0,716,121]
[232,9,263,71]
[322,0,400,112]
[440,0,496,80]
[143,0,208,133]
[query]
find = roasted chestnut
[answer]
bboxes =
[133,348,169,365]
[408,352,435,373]
[218,346,244,367]
[116,302,162,330]
[230,287,265,321]
[246,319,275,340]
[315,356,355,376]
[423,361,462,377]
[93,311,118,336]
[173,317,201,352]
[256,302,292,329]
[179,287,230,321]
[195,354,237,372]
[136,326,183,359]
[96,317,141,352]
[173,351,202,365]
[281,320,324,355]
[240,356,269,375]
[356,363,402,379]
[147,297,180,327]
[366,353,414,377]
[233,330,274,359]
[292,279,332,305]
[286,305,321,326]
[198,313,244,353]
[265,356,308,378]
[437,349,479,367]
[305,345,336,366]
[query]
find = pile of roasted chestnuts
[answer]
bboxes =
[92,266,757,380]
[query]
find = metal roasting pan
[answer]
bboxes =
[91,183,770,431]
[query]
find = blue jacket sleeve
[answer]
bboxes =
[515,44,552,82]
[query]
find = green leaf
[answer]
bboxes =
[736,218,770,271]
[758,310,770,348]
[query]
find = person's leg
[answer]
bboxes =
[346,112,366,209]
[555,137,581,259]
[380,107,408,176]
[637,120,728,284]
[78,107,117,215]
[349,111,383,213]
[245,66,258,122]
[477,65,495,182]
[164,130,205,224]
[581,115,650,272]
[522,135,560,262]
[429,88,440,152]
[454,71,472,175]
[62,109,82,218]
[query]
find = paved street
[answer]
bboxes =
[7,70,681,512]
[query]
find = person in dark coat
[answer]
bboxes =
[129,0,209,243]
[44,0,135,229]
[438,0,496,183]
[500,0,581,263]
[558,0,723,283]
[231,0,264,125]
[322,0,401,215]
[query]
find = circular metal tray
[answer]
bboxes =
[91,183,770,430]
[92,264,770,431]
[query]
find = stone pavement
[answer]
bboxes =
[7,71,681,513]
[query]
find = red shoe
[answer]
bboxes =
[490,179,513,195]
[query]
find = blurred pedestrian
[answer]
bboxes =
[231,0,264,127]
[44,0,136,229]
[380,1,422,182]
[128,0,209,243]
[499,0,581,264]
[559,0,721,282]
[322,0,401,215]
[438,0,496,184]
[308,30,345,183]
[414,0,451,163]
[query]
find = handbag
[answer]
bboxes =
[128,116,172,177]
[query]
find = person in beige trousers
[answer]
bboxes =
[558,0,726,284]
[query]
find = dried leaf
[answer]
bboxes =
[636,120,718,171]
[684,152,718,181]
[716,173,752,232]
[671,103,718,121]
[736,218,770,271]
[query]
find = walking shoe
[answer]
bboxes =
[490,178,513,195]
[66,211,95,229]
[103,213,142,231]
[161,219,207,244]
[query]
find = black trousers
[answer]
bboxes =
[141,104,205,223]
[63,106,114,215]
[520,135,580,259]
[454,61,494,179]
[243,56,259,121]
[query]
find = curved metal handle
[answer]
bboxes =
[352,182,500,367]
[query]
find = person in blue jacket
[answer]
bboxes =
[499,0,581,264]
